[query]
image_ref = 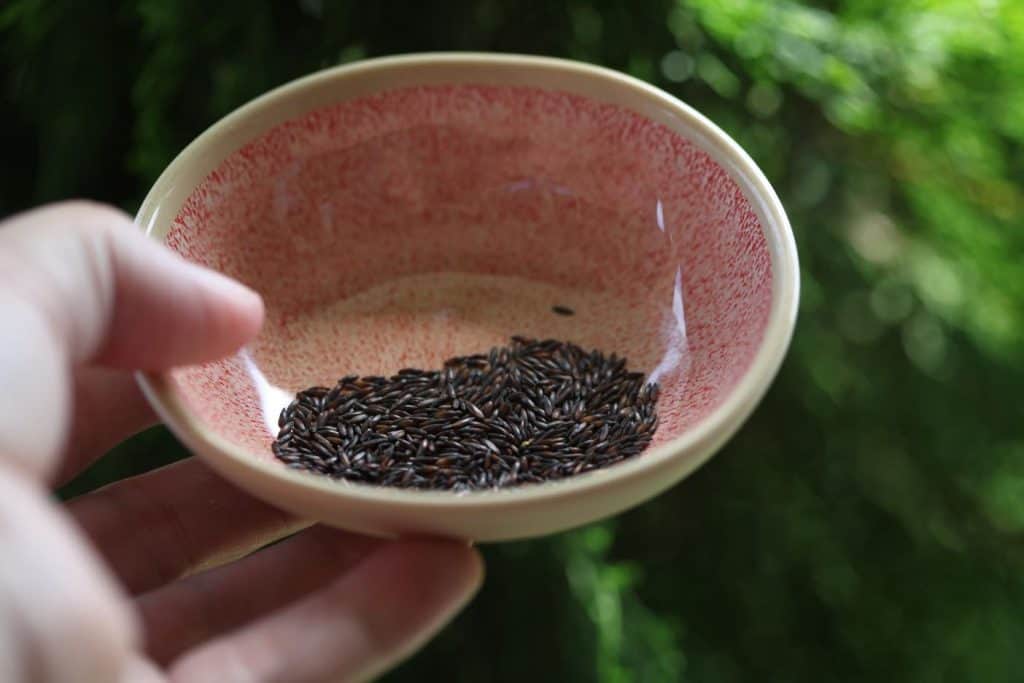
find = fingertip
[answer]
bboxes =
[467,545,485,591]
[190,264,266,346]
[388,537,485,609]
[453,544,485,608]
[434,539,485,596]
[338,539,483,682]
[191,265,264,322]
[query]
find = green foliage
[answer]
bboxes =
[2,1,1022,680]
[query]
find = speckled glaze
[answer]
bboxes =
[136,54,798,542]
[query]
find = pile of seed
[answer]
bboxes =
[272,337,659,491]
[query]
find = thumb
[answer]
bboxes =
[0,200,263,369]
[0,200,262,479]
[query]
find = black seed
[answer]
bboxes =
[271,338,660,491]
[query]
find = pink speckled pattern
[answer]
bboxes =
[165,84,772,466]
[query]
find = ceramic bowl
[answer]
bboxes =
[136,53,798,542]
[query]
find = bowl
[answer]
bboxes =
[135,53,798,542]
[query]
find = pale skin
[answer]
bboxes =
[0,202,484,683]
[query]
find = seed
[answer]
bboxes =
[271,337,660,491]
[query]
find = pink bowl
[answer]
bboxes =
[136,54,798,541]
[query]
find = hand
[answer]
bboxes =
[0,202,483,683]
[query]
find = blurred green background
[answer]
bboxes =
[3,0,1023,680]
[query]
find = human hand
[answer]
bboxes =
[0,202,483,683]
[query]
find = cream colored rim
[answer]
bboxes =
[135,53,799,508]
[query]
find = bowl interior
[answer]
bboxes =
[159,81,773,480]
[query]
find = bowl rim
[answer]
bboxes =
[135,52,800,509]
